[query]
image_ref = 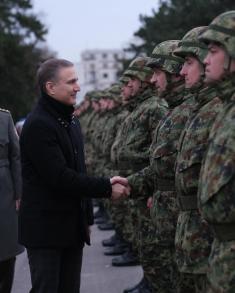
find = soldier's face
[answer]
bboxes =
[121,83,132,101]
[151,69,167,93]
[180,56,202,88]
[92,101,100,111]
[127,78,142,97]
[203,43,227,84]
[84,100,90,109]
[47,66,80,106]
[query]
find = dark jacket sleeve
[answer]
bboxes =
[8,114,22,200]
[21,119,112,198]
[85,199,94,225]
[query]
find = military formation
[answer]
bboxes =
[75,11,235,293]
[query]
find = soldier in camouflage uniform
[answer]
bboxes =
[102,76,136,251]
[197,11,235,293]
[110,56,168,292]
[127,40,196,292]
[173,27,223,292]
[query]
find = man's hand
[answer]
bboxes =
[110,176,129,186]
[111,182,130,201]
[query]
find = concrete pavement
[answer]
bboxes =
[12,224,142,293]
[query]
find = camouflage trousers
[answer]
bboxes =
[177,273,211,293]
[207,239,235,293]
[149,189,186,292]
[123,199,139,253]
[110,198,129,237]
[136,198,179,292]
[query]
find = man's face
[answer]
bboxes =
[127,77,142,97]
[151,68,167,93]
[92,101,100,112]
[121,83,133,101]
[107,99,116,109]
[48,66,80,106]
[100,98,108,110]
[203,43,227,84]
[84,100,90,110]
[180,56,202,88]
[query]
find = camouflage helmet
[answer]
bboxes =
[106,84,122,103]
[123,56,153,82]
[174,27,208,63]
[147,40,184,74]
[84,90,99,101]
[199,11,235,59]
[119,75,131,84]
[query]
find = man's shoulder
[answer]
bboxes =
[23,109,57,135]
[0,108,11,118]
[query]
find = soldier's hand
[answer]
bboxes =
[111,183,130,201]
[110,176,129,187]
[147,197,153,209]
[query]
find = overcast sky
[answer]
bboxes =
[32,0,159,62]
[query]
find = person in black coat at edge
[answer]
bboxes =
[19,58,129,293]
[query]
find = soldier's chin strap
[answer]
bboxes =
[165,72,183,91]
[224,50,232,71]
[199,61,206,80]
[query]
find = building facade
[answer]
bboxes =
[76,49,125,102]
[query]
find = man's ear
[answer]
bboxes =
[45,81,55,96]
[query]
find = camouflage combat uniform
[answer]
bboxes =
[128,41,195,292]
[198,12,235,292]
[173,27,223,293]
[175,84,222,292]
[112,58,169,278]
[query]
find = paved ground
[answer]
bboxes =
[12,224,142,293]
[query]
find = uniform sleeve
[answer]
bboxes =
[127,165,155,199]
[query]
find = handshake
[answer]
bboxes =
[110,176,131,201]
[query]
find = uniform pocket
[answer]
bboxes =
[177,143,207,172]
[200,141,235,204]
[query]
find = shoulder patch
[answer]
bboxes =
[0,108,10,113]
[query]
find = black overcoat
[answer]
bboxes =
[19,94,111,248]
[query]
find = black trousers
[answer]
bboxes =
[27,247,83,293]
[0,257,16,293]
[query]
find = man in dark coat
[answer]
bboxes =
[0,109,24,293]
[19,58,129,293]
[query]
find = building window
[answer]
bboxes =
[90,63,95,70]
[103,63,108,69]
[103,73,108,79]
[90,71,96,82]
[102,53,107,59]
[84,53,95,61]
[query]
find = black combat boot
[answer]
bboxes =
[112,250,139,266]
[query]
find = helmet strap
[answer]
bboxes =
[223,51,231,71]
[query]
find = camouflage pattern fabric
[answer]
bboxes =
[198,78,235,293]
[128,81,196,292]
[175,84,223,293]
[114,87,168,274]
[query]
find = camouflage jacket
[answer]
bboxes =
[79,107,92,138]
[128,82,194,197]
[101,105,130,176]
[199,78,235,234]
[114,87,168,176]
[175,85,223,274]
[128,81,196,245]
